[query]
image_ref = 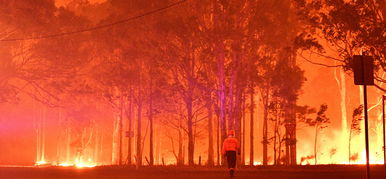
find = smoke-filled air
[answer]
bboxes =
[0,0,385,178]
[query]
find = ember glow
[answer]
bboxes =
[35,160,49,166]
[0,0,385,171]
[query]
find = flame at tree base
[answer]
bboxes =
[35,159,97,168]
[35,160,50,166]
[300,149,385,165]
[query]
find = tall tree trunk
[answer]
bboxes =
[217,43,227,144]
[334,67,348,160]
[187,93,194,166]
[249,86,254,166]
[207,98,214,166]
[233,88,242,166]
[232,42,242,146]
[273,113,277,165]
[178,118,184,165]
[66,126,71,163]
[112,113,119,164]
[288,104,297,165]
[284,98,297,165]
[277,131,282,165]
[118,97,123,165]
[228,74,235,130]
[235,88,242,165]
[241,92,246,165]
[213,0,227,164]
[36,106,46,163]
[34,101,41,163]
[277,132,282,164]
[349,126,352,163]
[155,129,160,165]
[262,88,269,165]
[233,67,242,165]
[216,113,220,165]
[136,85,143,167]
[213,0,225,166]
[112,89,121,165]
[285,127,290,165]
[149,78,154,166]
[314,125,318,165]
[41,106,46,163]
[94,128,99,164]
[56,111,61,163]
[127,86,133,165]
[213,0,227,154]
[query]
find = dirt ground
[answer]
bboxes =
[0,165,384,179]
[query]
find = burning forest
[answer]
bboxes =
[0,0,385,175]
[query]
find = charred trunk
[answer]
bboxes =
[149,78,154,166]
[207,98,214,166]
[126,86,133,165]
[187,94,194,166]
[136,85,143,167]
[262,88,269,165]
[249,86,254,166]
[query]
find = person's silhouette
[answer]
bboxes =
[222,130,240,177]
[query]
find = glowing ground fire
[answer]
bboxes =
[35,160,96,168]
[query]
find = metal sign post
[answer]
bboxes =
[382,95,385,174]
[363,84,370,179]
[352,55,374,179]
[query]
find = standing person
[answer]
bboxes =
[222,130,240,177]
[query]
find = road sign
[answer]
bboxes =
[352,55,374,85]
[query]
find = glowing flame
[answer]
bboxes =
[56,162,97,168]
[299,143,385,165]
[73,158,97,168]
[58,163,72,167]
[253,161,262,166]
[35,158,97,168]
[74,162,96,168]
[35,160,50,166]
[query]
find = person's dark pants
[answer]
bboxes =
[225,151,237,169]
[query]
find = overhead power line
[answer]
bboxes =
[0,0,187,42]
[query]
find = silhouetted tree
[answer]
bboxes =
[294,0,385,83]
[349,105,363,163]
[302,104,330,164]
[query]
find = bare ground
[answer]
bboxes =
[0,165,384,179]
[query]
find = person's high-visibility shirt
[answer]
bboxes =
[222,137,240,155]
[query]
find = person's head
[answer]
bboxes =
[228,130,235,137]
